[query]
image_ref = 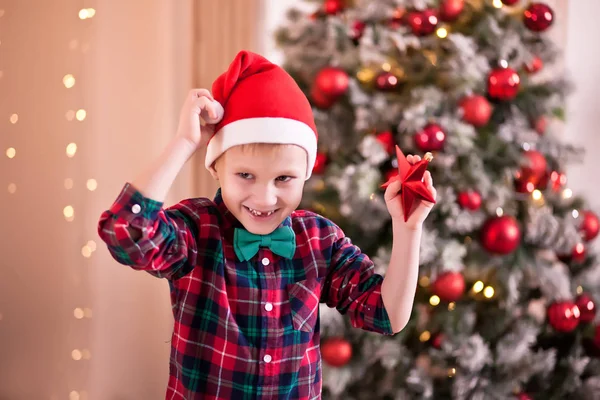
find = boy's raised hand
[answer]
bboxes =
[176,89,224,150]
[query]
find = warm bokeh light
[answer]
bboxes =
[6,147,16,158]
[429,295,441,306]
[8,183,16,194]
[86,178,97,191]
[419,331,431,342]
[64,205,75,221]
[76,109,87,121]
[74,308,85,319]
[65,178,74,189]
[473,281,484,293]
[66,143,77,157]
[436,27,448,38]
[10,113,18,124]
[66,110,76,121]
[63,74,76,88]
[483,286,495,298]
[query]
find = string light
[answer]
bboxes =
[419,276,430,287]
[66,142,78,157]
[76,109,87,121]
[562,188,573,199]
[429,295,441,306]
[492,0,503,8]
[436,27,448,38]
[78,8,96,20]
[86,179,97,191]
[448,302,456,311]
[6,147,16,158]
[381,62,391,72]
[72,349,83,361]
[63,74,76,88]
[483,286,495,298]
[64,205,75,221]
[572,209,579,219]
[74,308,85,319]
[9,113,18,124]
[419,331,431,342]
[577,286,583,294]
[496,207,504,217]
[472,281,484,293]
[448,367,457,377]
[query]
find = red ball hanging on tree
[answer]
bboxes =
[324,0,345,15]
[576,293,597,324]
[431,332,445,349]
[407,9,439,36]
[547,301,580,333]
[488,67,521,100]
[524,56,543,74]
[312,152,328,175]
[376,131,395,155]
[548,171,567,192]
[321,337,353,367]
[580,210,599,242]
[314,67,349,99]
[520,150,547,183]
[502,0,520,5]
[515,393,532,400]
[439,0,464,22]
[414,123,446,152]
[457,190,482,211]
[558,242,586,264]
[480,215,521,255]
[349,20,366,42]
[375,71,401,91]
[388,7,406,29]
[523,3,554,32]
[431,271,466,302]
[310,87,336,109]
[459,94,492,127]
[534,115,547,135]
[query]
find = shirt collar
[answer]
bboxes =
[213,188,292,232]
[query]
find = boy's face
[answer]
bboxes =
[212,144,307,235]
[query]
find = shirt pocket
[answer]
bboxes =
[286,277,323,333]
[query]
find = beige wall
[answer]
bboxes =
[0,0,262,398]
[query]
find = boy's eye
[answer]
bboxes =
[237,172,253,179]
[276,176,292,182]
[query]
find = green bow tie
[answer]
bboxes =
[233,226,296,262]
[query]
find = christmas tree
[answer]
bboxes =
[275,0,600,398]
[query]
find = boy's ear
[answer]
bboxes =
[208,166,219,181]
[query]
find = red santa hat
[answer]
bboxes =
[205,50,318,179]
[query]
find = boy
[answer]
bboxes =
[98,50,436,400]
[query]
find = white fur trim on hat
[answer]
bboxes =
[205,117,317,179]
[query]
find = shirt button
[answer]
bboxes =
[131,204,141,214]
[261,257,270,266]
[264,303,273,312]
[263,354,272,363]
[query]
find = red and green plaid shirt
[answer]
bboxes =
[97,183,393,399]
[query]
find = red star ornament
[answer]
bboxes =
[381,145,437,221]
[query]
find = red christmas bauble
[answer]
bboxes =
[376,131,395,155]
[549,171,567,192]
[488,67,521,100]
[524,56,543,74]
[502,0,520,5]
[375,71,401,91]
[457,190,482,211]
[432,333,445,349]
[310,86,336,109]
[516,393,532,400]
[407,9,439,36]
[414,123,446,152]
[312,152,328,175]
[324,0,345,15]
[558,242,586,264]
[314,67,349,99]
[594,325,600,349]
[523,3,554,32]
[431,271,465,302]
[514,176,538,194]
[580,210,599,242]
[439,0,464,22]
[460,95,492,127]
[321,337,353,367]
[389,7,406,29]
[349,20,366,42]
[547,301,580,333]
[520,150,547,182]
[480,215,521,255]
[534,115,547,135]
[576,293,597,324]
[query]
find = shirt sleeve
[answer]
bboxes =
[97,182,201,280]
[323,225,394,336]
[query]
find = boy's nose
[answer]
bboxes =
[252,185,278,208]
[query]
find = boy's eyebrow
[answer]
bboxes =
[231,165,302,177]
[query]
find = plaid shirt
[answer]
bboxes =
[97,183,393,400]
